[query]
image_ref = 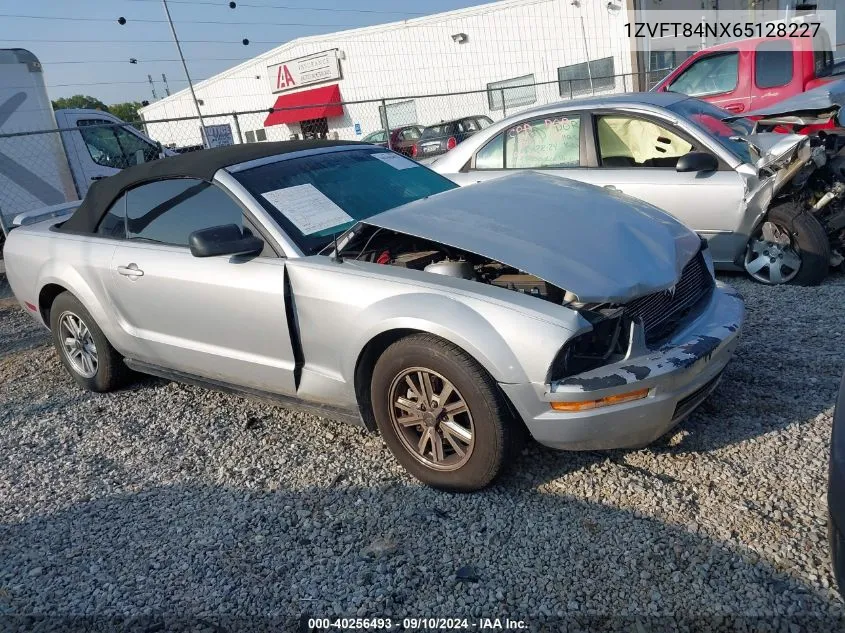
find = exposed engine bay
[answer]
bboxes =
[764,129,845,267]
[338,227,714,379]
[339,227,575,304]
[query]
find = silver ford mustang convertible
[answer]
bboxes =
[3,141,745,491]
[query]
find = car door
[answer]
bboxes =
[104,177,297,395]
[575,112,745,237]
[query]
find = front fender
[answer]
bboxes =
[344,292,576,387]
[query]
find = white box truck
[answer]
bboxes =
[0,48,169,240]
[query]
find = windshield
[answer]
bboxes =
[666,98,755,163]
[234,147,457,254]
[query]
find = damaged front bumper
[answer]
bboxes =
[499,282,745,451]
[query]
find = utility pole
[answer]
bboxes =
[162,73,171,96]
[161,0,207,141]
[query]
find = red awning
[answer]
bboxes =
[263,84,343,127]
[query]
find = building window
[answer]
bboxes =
[245,130,256,143]
[379,100,418,130]
[487,74,537,112]
[558,57,615,98]
[255,128,268,142]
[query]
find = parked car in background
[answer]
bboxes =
[417,116,493,158]
[829,370,845,598]
[3,140,744,491]
[653,34,844,115]
[361,125,424,158]
[0,48,168,237]
[432,92,841,286]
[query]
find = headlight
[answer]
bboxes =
[548,309,625,381]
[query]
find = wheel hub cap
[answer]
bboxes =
[388,368,475,472]
[58,311,98,379]
[744,223,801,285]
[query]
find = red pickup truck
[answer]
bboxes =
[653,36,843,114]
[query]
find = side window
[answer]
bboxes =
[126,178,245,247]
[476,117,492,129]
[77,120,158,169]
[504,116,581,169]
[96,193,126,238]
[755,40,793,89]
[475,133,504,169]
[596,116,693,168]
[668,51,739,97]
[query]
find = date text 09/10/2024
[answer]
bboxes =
[307,617,528,630]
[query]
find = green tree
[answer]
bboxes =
[108,101,144,124]
[50,95,109,111]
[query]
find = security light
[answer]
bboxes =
[451,33,468,44]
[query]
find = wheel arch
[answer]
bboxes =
[38,283,68,327]
[35,264,117,342]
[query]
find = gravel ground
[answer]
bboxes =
[1,272,845,630]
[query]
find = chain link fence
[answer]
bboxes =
[0,70,671,230]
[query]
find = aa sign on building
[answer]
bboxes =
[267,50,342,94]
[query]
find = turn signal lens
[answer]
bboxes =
[550,388,650,412]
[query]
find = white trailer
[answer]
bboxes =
[0,48,167,236]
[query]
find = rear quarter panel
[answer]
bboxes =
[4,222,120,343]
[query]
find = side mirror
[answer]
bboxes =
[676,151,719,173]
[188,224,263,258]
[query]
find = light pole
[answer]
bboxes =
[118,2,247,147]
[160,0,207,143]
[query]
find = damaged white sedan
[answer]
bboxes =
[3,141,744,490]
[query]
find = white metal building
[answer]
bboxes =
[139,0,638,148]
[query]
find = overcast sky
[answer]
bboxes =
[0,0,493,105]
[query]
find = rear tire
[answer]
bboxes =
[49,292,129,392]
[370,333,519,492]
[744,202,830,286]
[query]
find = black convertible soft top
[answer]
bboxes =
[59,139,365,234]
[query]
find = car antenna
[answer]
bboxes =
[331,230,343,263]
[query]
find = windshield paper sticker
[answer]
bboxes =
[261,184,354,235]
[372,152,418,170]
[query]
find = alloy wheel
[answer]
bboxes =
[58,311,98,378]
[744,221,802,284]
[388,367,475,471]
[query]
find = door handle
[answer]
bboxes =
[91,176,106,181]
[117,263,144,278]
[724,103,745,113]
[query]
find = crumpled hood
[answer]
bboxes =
[365,171,702,304]
[735,132,808,171]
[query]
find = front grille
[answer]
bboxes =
[673,373,722,421]
[625,251,714,344]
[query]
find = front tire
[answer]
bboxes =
[744,202,830,286]
[370,334,518,492]
[49,292,129,392]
